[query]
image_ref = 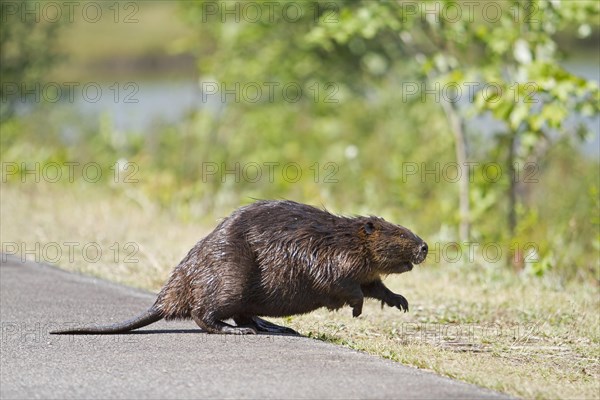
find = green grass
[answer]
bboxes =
[2,182,599,399]
[49,2,195,81]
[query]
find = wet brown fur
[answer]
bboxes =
[52,200,428,335]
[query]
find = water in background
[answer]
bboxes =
[27,60,600,159]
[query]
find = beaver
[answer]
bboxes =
[51,200,428,335]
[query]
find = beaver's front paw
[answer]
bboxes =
[385,293,409,313]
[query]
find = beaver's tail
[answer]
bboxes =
[50,307,163,334]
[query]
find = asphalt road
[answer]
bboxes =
[0,255,512,399]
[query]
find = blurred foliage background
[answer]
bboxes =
[1,0,599,282]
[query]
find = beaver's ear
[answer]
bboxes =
[364,221,375,235]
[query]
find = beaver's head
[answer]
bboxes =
[362,217,428,274]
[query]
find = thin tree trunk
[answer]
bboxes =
[507,134,517,235]
[441,100,470,242]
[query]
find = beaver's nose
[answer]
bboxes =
[420,242,428,255]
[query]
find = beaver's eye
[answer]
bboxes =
[400,233,405,238]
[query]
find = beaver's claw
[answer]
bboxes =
[385,294,409,313]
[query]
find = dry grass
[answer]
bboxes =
[1,182,201,290]
[282,277,600,399]
[2,182,599,399]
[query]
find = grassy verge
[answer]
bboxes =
[2,183,598,399]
